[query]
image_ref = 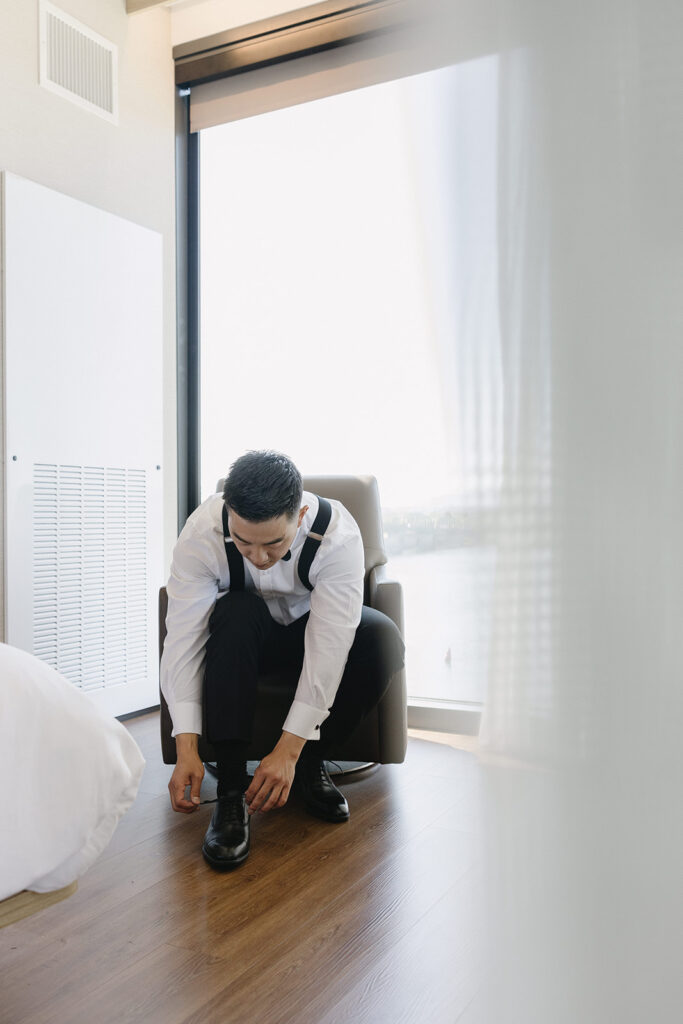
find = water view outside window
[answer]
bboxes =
[200,58,500,705]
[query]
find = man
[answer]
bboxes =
[160,450,405,870]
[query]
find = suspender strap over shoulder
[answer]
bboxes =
[222,502,245,591]
[298,496,332,592]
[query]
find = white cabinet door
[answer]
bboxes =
[2,172,163,717]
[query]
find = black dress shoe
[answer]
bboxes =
[295,759,350,823]
[202,791,250,870]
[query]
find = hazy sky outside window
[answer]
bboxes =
[200,58,499,704]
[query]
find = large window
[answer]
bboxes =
[199,57,499,708]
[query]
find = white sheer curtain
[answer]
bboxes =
[413,0,683,1019]
[198,0,683,1011]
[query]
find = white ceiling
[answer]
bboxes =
[164,0,323,47]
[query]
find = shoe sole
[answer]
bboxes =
[201,843,250,871]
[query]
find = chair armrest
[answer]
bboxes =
[368,563,404,636]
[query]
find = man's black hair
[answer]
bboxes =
[223,450,303,522]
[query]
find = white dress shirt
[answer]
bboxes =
[160,491,365,742]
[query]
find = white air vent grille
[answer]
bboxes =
[39,2,118,123]
[33,463,148,691]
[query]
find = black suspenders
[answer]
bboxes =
[222,495,332,593]
[222,502,245,591]
[297,496,332,591]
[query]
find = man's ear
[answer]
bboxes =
[297,505,309,527]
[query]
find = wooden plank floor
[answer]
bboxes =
[0,714,483,1024]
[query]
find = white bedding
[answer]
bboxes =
[1,642,145,899]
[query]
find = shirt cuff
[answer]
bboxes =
[169,700,203,738]
[282,700,331,741]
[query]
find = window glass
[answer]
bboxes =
[200,59,499,704]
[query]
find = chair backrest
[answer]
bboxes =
[215,473,387,578]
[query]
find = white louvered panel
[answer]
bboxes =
[125,469,148,681]
[104,468,127,689]
[39,2,118,124]
[33,464,59,666]
[81,466,106,689]
[4,173,162,715]
[57,465,83,685]
[32,464,148,691]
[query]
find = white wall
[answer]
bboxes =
[0,0,176,639]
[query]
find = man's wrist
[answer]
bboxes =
[175,732,200,757]
[276,730,307,760]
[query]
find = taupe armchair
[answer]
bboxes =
[159,475,407,765]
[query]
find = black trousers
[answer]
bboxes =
[203,591,405,755]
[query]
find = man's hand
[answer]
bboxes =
[245,731,306,815]
[168,733,205,813]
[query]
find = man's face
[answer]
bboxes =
[227,505,308,571]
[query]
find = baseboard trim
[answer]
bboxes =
[407,701,481,736]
